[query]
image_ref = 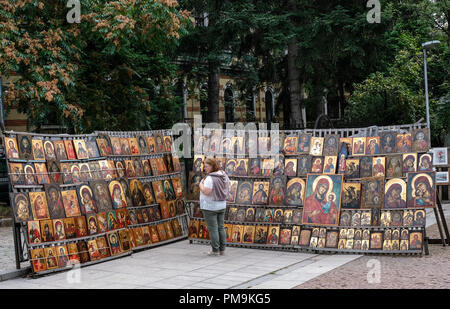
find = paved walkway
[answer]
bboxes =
[0,240,360,289]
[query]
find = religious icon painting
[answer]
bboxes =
[354,229,363,240]
[74,241,88,264]
[285,178,306,206]
[52,140,67,161]
[70,163,82,184]
[339,137,353,156]
[23,163,37,185]
[340,210,352,226]
[371,157,386,177]
[242,225,255,244]
[152,180,167,204]
[297,133,312,154]
[352,137,366,156]
[234,159,249,176]
[154,133,166,154]
[172,219,183,237]
[417,153,433,172]
[253,208,264,223]
[409,232,423,250]
[384,178,407,209]
[359,156,372,179]
[164,221,175,239]
[284,158,297,177]
[302,174,343,226]
[96,136,112,157]
[261,158,274,176]
[235,180,253,205]
[66,242,80,264]
[77,184,98,215]
[155,157,168,175]
[226,180,238,204]
[79,163,92,183]
[34,163,50,185]
[351,211,361,227]
[39,219,54,243]
[385,155,403,178]
[403,210,414,226]
[31,139,45,161]
[96,236,111,258]
[323,156,337,174]
[4,137,20,159]
[55,245,70,268]
[361,177,384,209]
[123,160,136,178]
[11,192,32,223]
[365,136,381,155]
[380,211,392,227]
[370,232,383,250]
[279,227,292,246]
[411,128,430,153]
[118,229,132,252]
[268,176,286,206]
[141,182,155,206]
[254,225,268,244]
[407,172,436,208]
[42,246,59,270]
[344,159,360,179]
[299,229,311,247]
[187,172,202,201]
[283,136,298,155]
[30,248,47,273]
[9,163,24,185]
[262,208,273,223]
[391,210,403,227]
[188,220,199,239]
[360,210,372,226]
[257,136,270,155]
[413,210,426,227]
[234,207,245,222]
[282,209,293,224]
[245,207,256,222]
[223,158,236,176]
[86,239,102,261]
[17,135,33,160]
[402,153,417,174]
[108,180,128,209]
[27,220,42,244]
[396,133,412,153]
[86,139,100,159]
[232,136,245,155]
[322,134,339,156]
[310,157,324,174]
[52,219,66,241]
[44,184,65,219]
[126,137,139,156]
[252,181,269,205]
[297,155,312,176]
[325,231,339,248]
[108,136,120,155]
[273,155,285,176]
[72,139,89,160]
[380,132,397,154]
[309,236,319,248]
[129,179,146,206]
[341,183,361,209]
[95,212,108,233]
[309,137,324,156]
[163,135,173,153]
[266,226,279,245]
[273,208,284,224]
[85,214,98,235]
[118,138,131,156]
[91,180,113,212]
[47,160,63,185]
[29,191,50,220]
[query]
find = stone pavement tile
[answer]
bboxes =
[249,279,301,289]
[190,282,235,289]
[202,277,243,287]
[183,271,220,279]
[155,276,206,287]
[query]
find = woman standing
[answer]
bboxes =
[199,158,229,256]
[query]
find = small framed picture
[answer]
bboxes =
[436,171,449,185]
[432,148,448,166]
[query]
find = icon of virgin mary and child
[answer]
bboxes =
[303,176,339,225]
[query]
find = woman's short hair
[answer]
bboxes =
[204,158,220,173]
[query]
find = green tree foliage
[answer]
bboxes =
[0,0,191,132]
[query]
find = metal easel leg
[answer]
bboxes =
[433,207,446,246]
[423,228,429,256]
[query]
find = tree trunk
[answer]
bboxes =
[207,61,220,123]
[287,0,304,129]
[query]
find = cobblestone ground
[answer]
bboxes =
[0,227,28,273]
[295,218,450,289]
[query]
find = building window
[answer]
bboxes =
[245,92,255,122]
[224,88,234,123]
